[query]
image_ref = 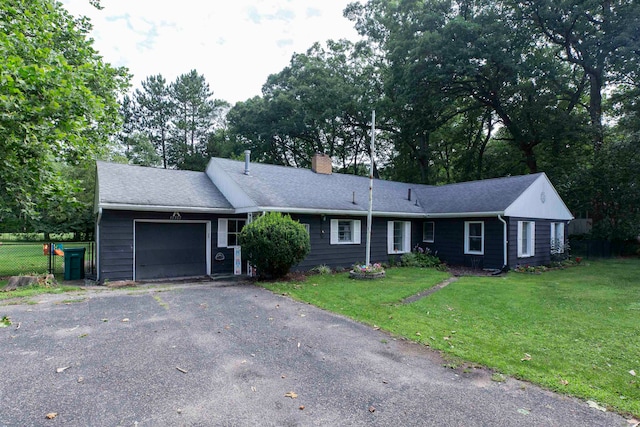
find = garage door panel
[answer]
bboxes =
[135,222,207,280]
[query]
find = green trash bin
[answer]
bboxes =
[63,247,86,281]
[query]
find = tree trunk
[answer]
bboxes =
[522,143,538,173]
[161,128,167,169]
[588,72,604,152]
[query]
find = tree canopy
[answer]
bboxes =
[118,70,232,171]
[0,0,129,232]
[228,40,389,173]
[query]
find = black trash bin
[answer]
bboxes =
[63,247,86,281]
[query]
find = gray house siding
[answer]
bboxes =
[289,215,420,271]
[98,210,568,281]
[507,218,559,268]
[98,210,134,281]
[98,210,245,282]
[420,217,505,270]
[100,211,426,280]
[213,215,251,275]
[291,214,366,271]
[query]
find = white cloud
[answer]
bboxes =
[62,0,360,104]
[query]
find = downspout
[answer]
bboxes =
[96,207,103,283]
[498,214,508,270]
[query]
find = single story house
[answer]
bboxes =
[94,152,573,282]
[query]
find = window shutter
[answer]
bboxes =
[353,220,361,244]
[530,222,536,256]
[387,221,394,254]
[330,219,338,245]
[217,219,228,248]
[404,221,412,252]
[464,222,469,253]
[517,221,523,257]
[558,223,565,252]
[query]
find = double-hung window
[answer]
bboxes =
[423,222,435,243]
[217,218,246,247]
[330,219,361,244]
[517,221,535,258]
[550,222,565,254]
[387,221,411,254]
[301,223,310,235]
[464,221,484,255]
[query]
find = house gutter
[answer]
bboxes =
[99,203,235,214]
[234,206,426,219]
[498,214,508,269]
[424,211,504,219]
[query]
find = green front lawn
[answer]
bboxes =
[262,259,640,417]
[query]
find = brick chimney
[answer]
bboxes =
[311,153,332,175]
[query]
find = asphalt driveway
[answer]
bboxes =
[0,281,629,426]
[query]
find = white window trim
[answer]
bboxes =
[517,221,536,258]
[301,223,310,235]
[217,218,246,248]
[330,219,361,245]
[464,221,484,255]
[387,221,412,254]
[550,222,565,254]
[423,221,435,243]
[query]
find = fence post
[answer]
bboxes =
[48,242,52,274]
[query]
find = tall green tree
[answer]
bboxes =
[0,0,129,230]
[515,0,640,151]
[512,0,640,239]
[169,70,215,169]
[229,40,387,173]
[125,71,229,171]
[346,0,588,178]
[134,75,172,168]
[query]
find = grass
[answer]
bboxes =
[0,283,81,302]
[0,241,91,277]
[261,259,640,417]
[0,242,51,276]
[265,267,450,323]
[59,297,88,304]
[152,294,169,309]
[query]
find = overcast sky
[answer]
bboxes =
[61,0,361,104]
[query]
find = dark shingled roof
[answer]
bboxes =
[96,161,232,210]
[208,158,427,214]
[97,159,547,217]
[415,173,543,214]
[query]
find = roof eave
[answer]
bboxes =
[235,206,428,218]
[424,211,505,218]
[99,203,235,214]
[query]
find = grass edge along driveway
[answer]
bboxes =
[261,259,640,418]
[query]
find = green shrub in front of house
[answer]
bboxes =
[239,212,310,279]
[400,246,443,269]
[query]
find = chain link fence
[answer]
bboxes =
[0,241,95,280]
